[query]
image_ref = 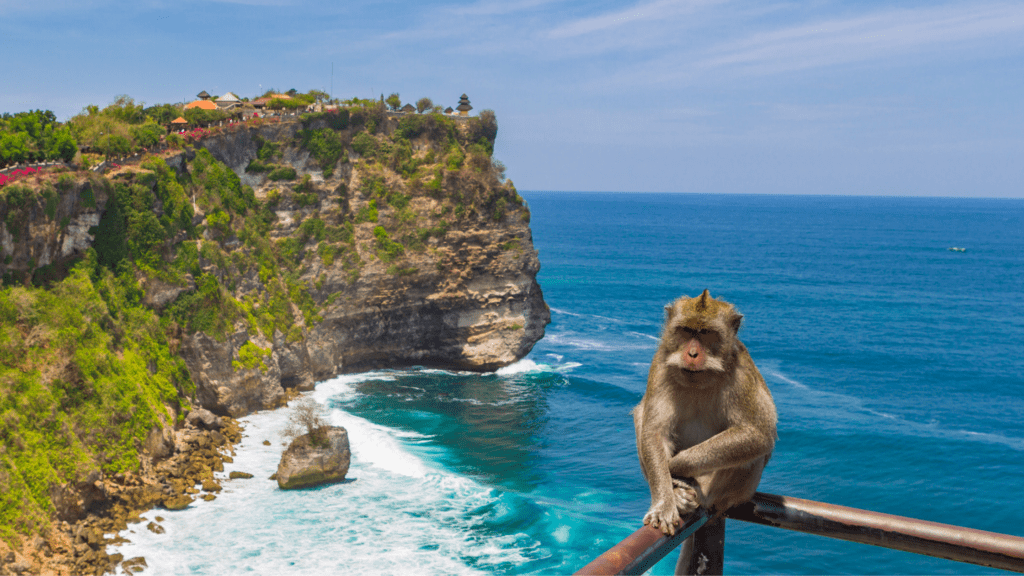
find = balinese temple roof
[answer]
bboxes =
[197,90,211,99]
[456,94,472,112]
[171,117,188,124]
[444,106,454,114]
[401,103,416,112]
[218,92,240,102]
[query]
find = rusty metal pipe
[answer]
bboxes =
[727,492,1024,573]
[575,509,709,575]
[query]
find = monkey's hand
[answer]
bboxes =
[643,498,682,536]
[672,477,701,514]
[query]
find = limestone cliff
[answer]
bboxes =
[0,108,549,419]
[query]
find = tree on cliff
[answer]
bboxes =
[416,97,433,114]
[386,93,402,111]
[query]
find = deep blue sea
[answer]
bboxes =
[113,192,1024,574]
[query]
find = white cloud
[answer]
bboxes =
[547,0,718,39]
[695,3,1024,75]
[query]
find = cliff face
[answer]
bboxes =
[0,110,549,418]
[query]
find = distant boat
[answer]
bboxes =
[948,247,966,252]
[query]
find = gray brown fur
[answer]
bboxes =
[633,290,777,538]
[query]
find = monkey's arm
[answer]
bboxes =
[634,373,688,535]
[667,424,774,478]
[670,366,776,478]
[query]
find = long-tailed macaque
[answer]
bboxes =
[633,290,777,542]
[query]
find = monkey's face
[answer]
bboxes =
[660,291,742,377]
[664,323,727,373]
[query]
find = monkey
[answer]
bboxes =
[632,290,776,567]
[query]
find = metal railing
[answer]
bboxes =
[576,492,1024,575]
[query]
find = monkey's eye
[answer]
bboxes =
[702,330,721,348]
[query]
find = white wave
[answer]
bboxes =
[109,392,540,575]
[495,358,547,375]
[765,365,1024,452]
[544,333,617,351]
[549,307,626,324]
[764,368,809,389]
[627,331,660,342]
[555,362,582,373]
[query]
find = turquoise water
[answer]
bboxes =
[113,192,1024,574]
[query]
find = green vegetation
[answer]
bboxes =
[415,97,433,114]
[297,128,345,177]
[69,96,173,159]
[0,92,525,550]
[232,341,271,372]
[1,109,77,164]
[355,199,379,223]
[268,166,297,181]
[385,93,402,111]
[0,259,192,544]
[351,132,377,158]
[373,226,404,263]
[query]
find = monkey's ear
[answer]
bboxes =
[730,313,743,334]
[664,303,674,318]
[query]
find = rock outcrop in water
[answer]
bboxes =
[276,426,351,490]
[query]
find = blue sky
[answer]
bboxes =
[2,0,1022,197]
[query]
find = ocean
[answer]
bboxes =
[111,192,1024,574]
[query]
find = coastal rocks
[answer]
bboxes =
[186,407,223,430]
[276,426,351,490]
[161,494,193,510]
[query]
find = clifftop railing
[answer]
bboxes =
[576,492,1024,575]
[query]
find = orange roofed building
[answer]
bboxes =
[185,99,218,110]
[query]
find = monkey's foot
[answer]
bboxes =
[672,478,701,514]
[643,498,682,536]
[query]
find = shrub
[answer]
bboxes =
[294,191,318,208]
[268,166,297,181]
[386,265,418,276]
[446,149,464,170]
[129,121,164,149]
[232,341,271,372]
[207,209,231,238]
[298,129,345,176]
[256,139,280,162]
[351,132,377,158]
[282,397,330,446]
[355,200,378,223]
[373,226,404,263]
[297,217,326,243]
[301,109,349,131]
[246,159,271,173]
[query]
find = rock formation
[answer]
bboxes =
[276,426,351,490]
[0,110,550,420]
[0,107,548,573]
